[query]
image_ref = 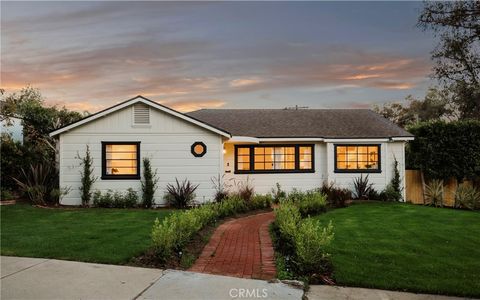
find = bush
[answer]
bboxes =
[93,188,139,208]
[152,195,253,262]
[294,219,334,275]
[165,178,199,208]
[141,157,159,208]
[77,146,97,207]
[273,201,334,280]
[425,179,444,207]
[389,157,403,201]
[320,182,351,208]
[211,174,229,203]
[271,183,287,204]
[353,174,373,200]
[296,191,327,217]
[1,189,14,200]
[407,120,480,181]
[455,184,480,210]
[236,177,254,202]
[249,194,272,210]
[12,163,59,205]
[379,184,402,202]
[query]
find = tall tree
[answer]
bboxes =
[418,1,480,119]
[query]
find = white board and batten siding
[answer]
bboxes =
[59,104,223,206]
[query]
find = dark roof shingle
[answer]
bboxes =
[187,109,413,138]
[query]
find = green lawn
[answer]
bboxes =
[314,202,480,297]
[1,204,173,264]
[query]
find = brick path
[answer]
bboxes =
[189,211,276,280]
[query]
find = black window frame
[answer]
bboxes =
[191,142,207,157]
[234,144,315,174]
[334,144,381,173]
[101,141,141,180]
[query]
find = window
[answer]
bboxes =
[235,144,314,173]
[334,144,380,173]
[102,142,140,179]
[191,142,207,157]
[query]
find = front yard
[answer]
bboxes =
[314,202,480,297]
[0,204,173,264]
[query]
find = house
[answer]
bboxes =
[50,96,413,206]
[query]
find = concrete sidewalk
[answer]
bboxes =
[0,256,302,300]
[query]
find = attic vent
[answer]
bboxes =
[133,104,150,124]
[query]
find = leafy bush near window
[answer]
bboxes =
[151,195,268,262]
[164,178,199,208]
[271,183,287,204]
[455,184,480,210]
[272,200,333,282]
[320,182,351,208]
[141,157,159,208]
[295,191,327,217]
[92,188,139,208]
[353,174,373,200]
[77,146,97,207]
[424,179,444,207]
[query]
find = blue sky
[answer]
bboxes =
[1,1,437,112]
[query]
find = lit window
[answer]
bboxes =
[235,145,314,173]
[335,145,380,172]
[191,142,207,157]
[102,142,140,179]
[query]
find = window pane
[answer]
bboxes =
[284,154,295,162]
[347,161,358,169]
[255,155,265,162]
[254,162,265,170]
[285,147,295,155]
[105,144,138,176]
[300,161,312,169]
[254,147,264,155]
[337,161,347,169]
[237,155,250,163]
[300,146,311,155]
[237,162,250,170]
[238,148,250,155]
[265,162,274,170]
[285,161,295,169]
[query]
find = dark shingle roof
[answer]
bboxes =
[186,109,413,138]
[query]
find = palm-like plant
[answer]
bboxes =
[12,163,58,205]
[353,174,373,200]
[424,179,444,207]
[165,178,199,208]
[455,184,480,210]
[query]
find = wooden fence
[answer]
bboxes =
[405,170,470,207]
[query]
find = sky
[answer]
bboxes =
[1,1,437,113]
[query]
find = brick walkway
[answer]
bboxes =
[189,211,276,280]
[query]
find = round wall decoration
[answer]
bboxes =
[191,142,207,157]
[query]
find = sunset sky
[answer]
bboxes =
[1,1,437,113]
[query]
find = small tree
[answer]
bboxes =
[78,146,97,207]
[390,157,403,202]
[141,157,158,208]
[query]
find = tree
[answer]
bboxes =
[374,86,456,127]
[78,146,97,207]
[418,1,480,119]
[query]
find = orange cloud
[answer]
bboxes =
[160,99,226,112]
[229,77,263,88]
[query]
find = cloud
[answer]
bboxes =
[229,77,264,88]
[159,99,226,112]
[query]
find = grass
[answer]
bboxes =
[314,202,480,297]
[1,204,173,264]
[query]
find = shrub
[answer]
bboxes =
[367,188,380,200]
[165,178,199,208]
[211,174,229,203]
[294,219,334,275]
[12,163,58,205]
[141,157,159,208]
[275,201,302,252]
[320,182,351,208]
[77,146,97,207]
[353,174,373,200]
[455,184,480,210]
[379,184,401,202]
[271,183,287,204]
[1,189,14,200]
[389,157,403,201]
[296,191,327,217]
[216,195,247,218]
[287,188,306,203]
[93,188,139,208]
[236,177,254,202]
[249,194,272,210]
[425,179,444,207]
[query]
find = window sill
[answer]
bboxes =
[334,169,381,174]
[101,175,141,180]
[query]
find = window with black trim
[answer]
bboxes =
[235,144,314,174]
[334,144,380,173]
[191,142,207,157]
[102,142,140,179]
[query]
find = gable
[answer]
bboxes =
[50,96,230,138]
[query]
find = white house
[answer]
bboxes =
[50,96,414,206]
